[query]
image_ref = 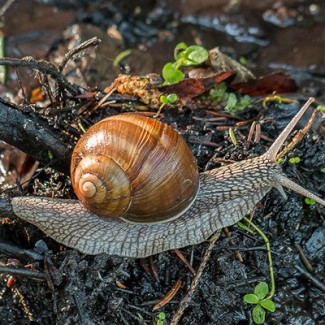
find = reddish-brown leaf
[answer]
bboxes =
[232,72,297,96]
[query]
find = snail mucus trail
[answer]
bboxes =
[10,98,325,258]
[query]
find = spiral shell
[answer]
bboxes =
[70,113,199,223]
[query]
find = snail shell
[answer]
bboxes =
[70,113,199,223]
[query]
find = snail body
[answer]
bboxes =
[10,98,325,257]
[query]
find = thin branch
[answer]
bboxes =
[0,266,46,280]
[59,36,102,72]
[170,231,221,325]
[0,98,72,174]
[0,57,80,96]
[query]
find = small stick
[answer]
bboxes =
[294,242,314,273]
[276,108,318,160]
[173,249,196,276]
[223,227,243,263]
[152,279,182,311]
[295,264,325,292]
[0,266,46,280]
[0,57,79,96]
[170,231,221,325]
[59,36,101,72]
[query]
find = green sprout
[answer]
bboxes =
[156,312,166,325]
[289,156,301,164]
[244,282,276,324]
[162,42,209,84]
[238,217,276,324]
[209,82,253,114]
[277,157,284,164]
[321,168,325,173]
[305,198,316,205]
[160,93,178,105]
[162,62,184,84]
[156,93,178,116]
[316,105,325,112]
[113,49,132,67]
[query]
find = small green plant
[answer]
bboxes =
[289,156,301,164]
[277,157,284,164]
[305,198,316,205]
[156,312,166,325]
[209,82,252,114]
[156,93,178,116]
[316,105,325,112]
[321,168,325,173]
[162,42,209,84]
[238,218,276,324]
[244,282,276,324]
[160,94,178,105]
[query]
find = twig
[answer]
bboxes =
[0,57,79,96]
[0,242,43,261]
[0,0,16,17]
[59,36,102,72]
[152,279,182,311]
[0,98,72,174]
[276,108,318,160]
[295,264,325,292]
[170,231,221,325]
[0,266,46,280]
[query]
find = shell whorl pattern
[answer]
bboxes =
[72,154,131,218]
[70,113,199,223]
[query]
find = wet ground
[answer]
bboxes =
[0,1,324,324]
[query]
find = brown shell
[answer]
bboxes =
[70,113,199,223]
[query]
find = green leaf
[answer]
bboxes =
[243,294,259,304]
[289,156,301,164]
[157,320,164,325]
[174,42,187,60]
[260,299,276,312]
[181,45,209,66]
[252,305,266,324]
[239,56,247,65]
[305,198,316,205]
[209,82,227,100]
[236,95,252,111]
[316,105,325,112]
[254,282,269,300]
[160,95,168,104]
[277,157,284,164]
[162,62,184,84]
[158,312,166,320]
[321,168,325,173]
[224,93,238,113]
[166,93,178,103]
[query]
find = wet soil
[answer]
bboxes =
[0,1,324,324]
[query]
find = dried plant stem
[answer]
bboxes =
[0,57,79,96]
[276,108,319,160]
[170,231,221,325]
[58,36,101,72]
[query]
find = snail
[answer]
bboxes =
[8,98,325,258]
